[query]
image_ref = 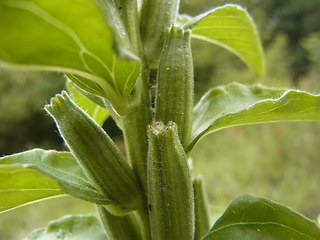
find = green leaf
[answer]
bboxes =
[0,0,140,114]
[0,165,63,213]
[0,149,111,211]
[185,4,264,75]
[67,81,109,126]
[25,215,108,240]
[189,82,320,152]
[202,194,320,240]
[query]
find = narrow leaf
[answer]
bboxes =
[202,194,320,240]
[67,81,109,126]
[0,165,63,213]
[185,4,264,75]
[189,83,320,151]
[0,0,140,113]
[0,149,111,210]
[25,215,108,240]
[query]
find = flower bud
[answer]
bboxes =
[147,121,194,240]
[45,91,142,211]
[155,26,194,148]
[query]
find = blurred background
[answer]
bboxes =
[0,0,320,239]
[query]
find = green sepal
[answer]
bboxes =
[147,121,194,240]
[97,205,143,240]
[140,0,180,67]
[155,25,194,148]
[45,91,142,210]
[193,177,211,240]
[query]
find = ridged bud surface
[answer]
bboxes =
[147,121,194,240]
[155,26,194,148]
[45,91,142,211]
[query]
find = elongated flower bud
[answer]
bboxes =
[140,0,180,67]
[155,26,194,148]
[147,121,194,240]
[193,177,211,240]
[45,91,142,211]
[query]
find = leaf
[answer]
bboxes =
[0,165,63,213]
[0,0,140,113]
[185,4,264,75]
[189,82,320,152]
[66,81,109,126]
[25,215,108,240]
[202,194,320,240]
[0,149,111,213]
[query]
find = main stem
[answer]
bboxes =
[122,64,152,239]
[123,64,151,191]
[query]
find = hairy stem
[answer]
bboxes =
[122,65,151,190]
[122,64,152,239]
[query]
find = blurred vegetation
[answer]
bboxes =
[0,0,320,239]
[184,0,320,221]
[0,69,65,155]
[0,196,96,240]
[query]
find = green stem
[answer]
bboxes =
[116,0,142,56]
[193,177,211,240]
[137,204,152,240]
[122,65,151,191]
[122,65,152,239]
[97,205,143,240]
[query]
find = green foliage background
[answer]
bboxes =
[0,0,319,239]
[186,0,320,221]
